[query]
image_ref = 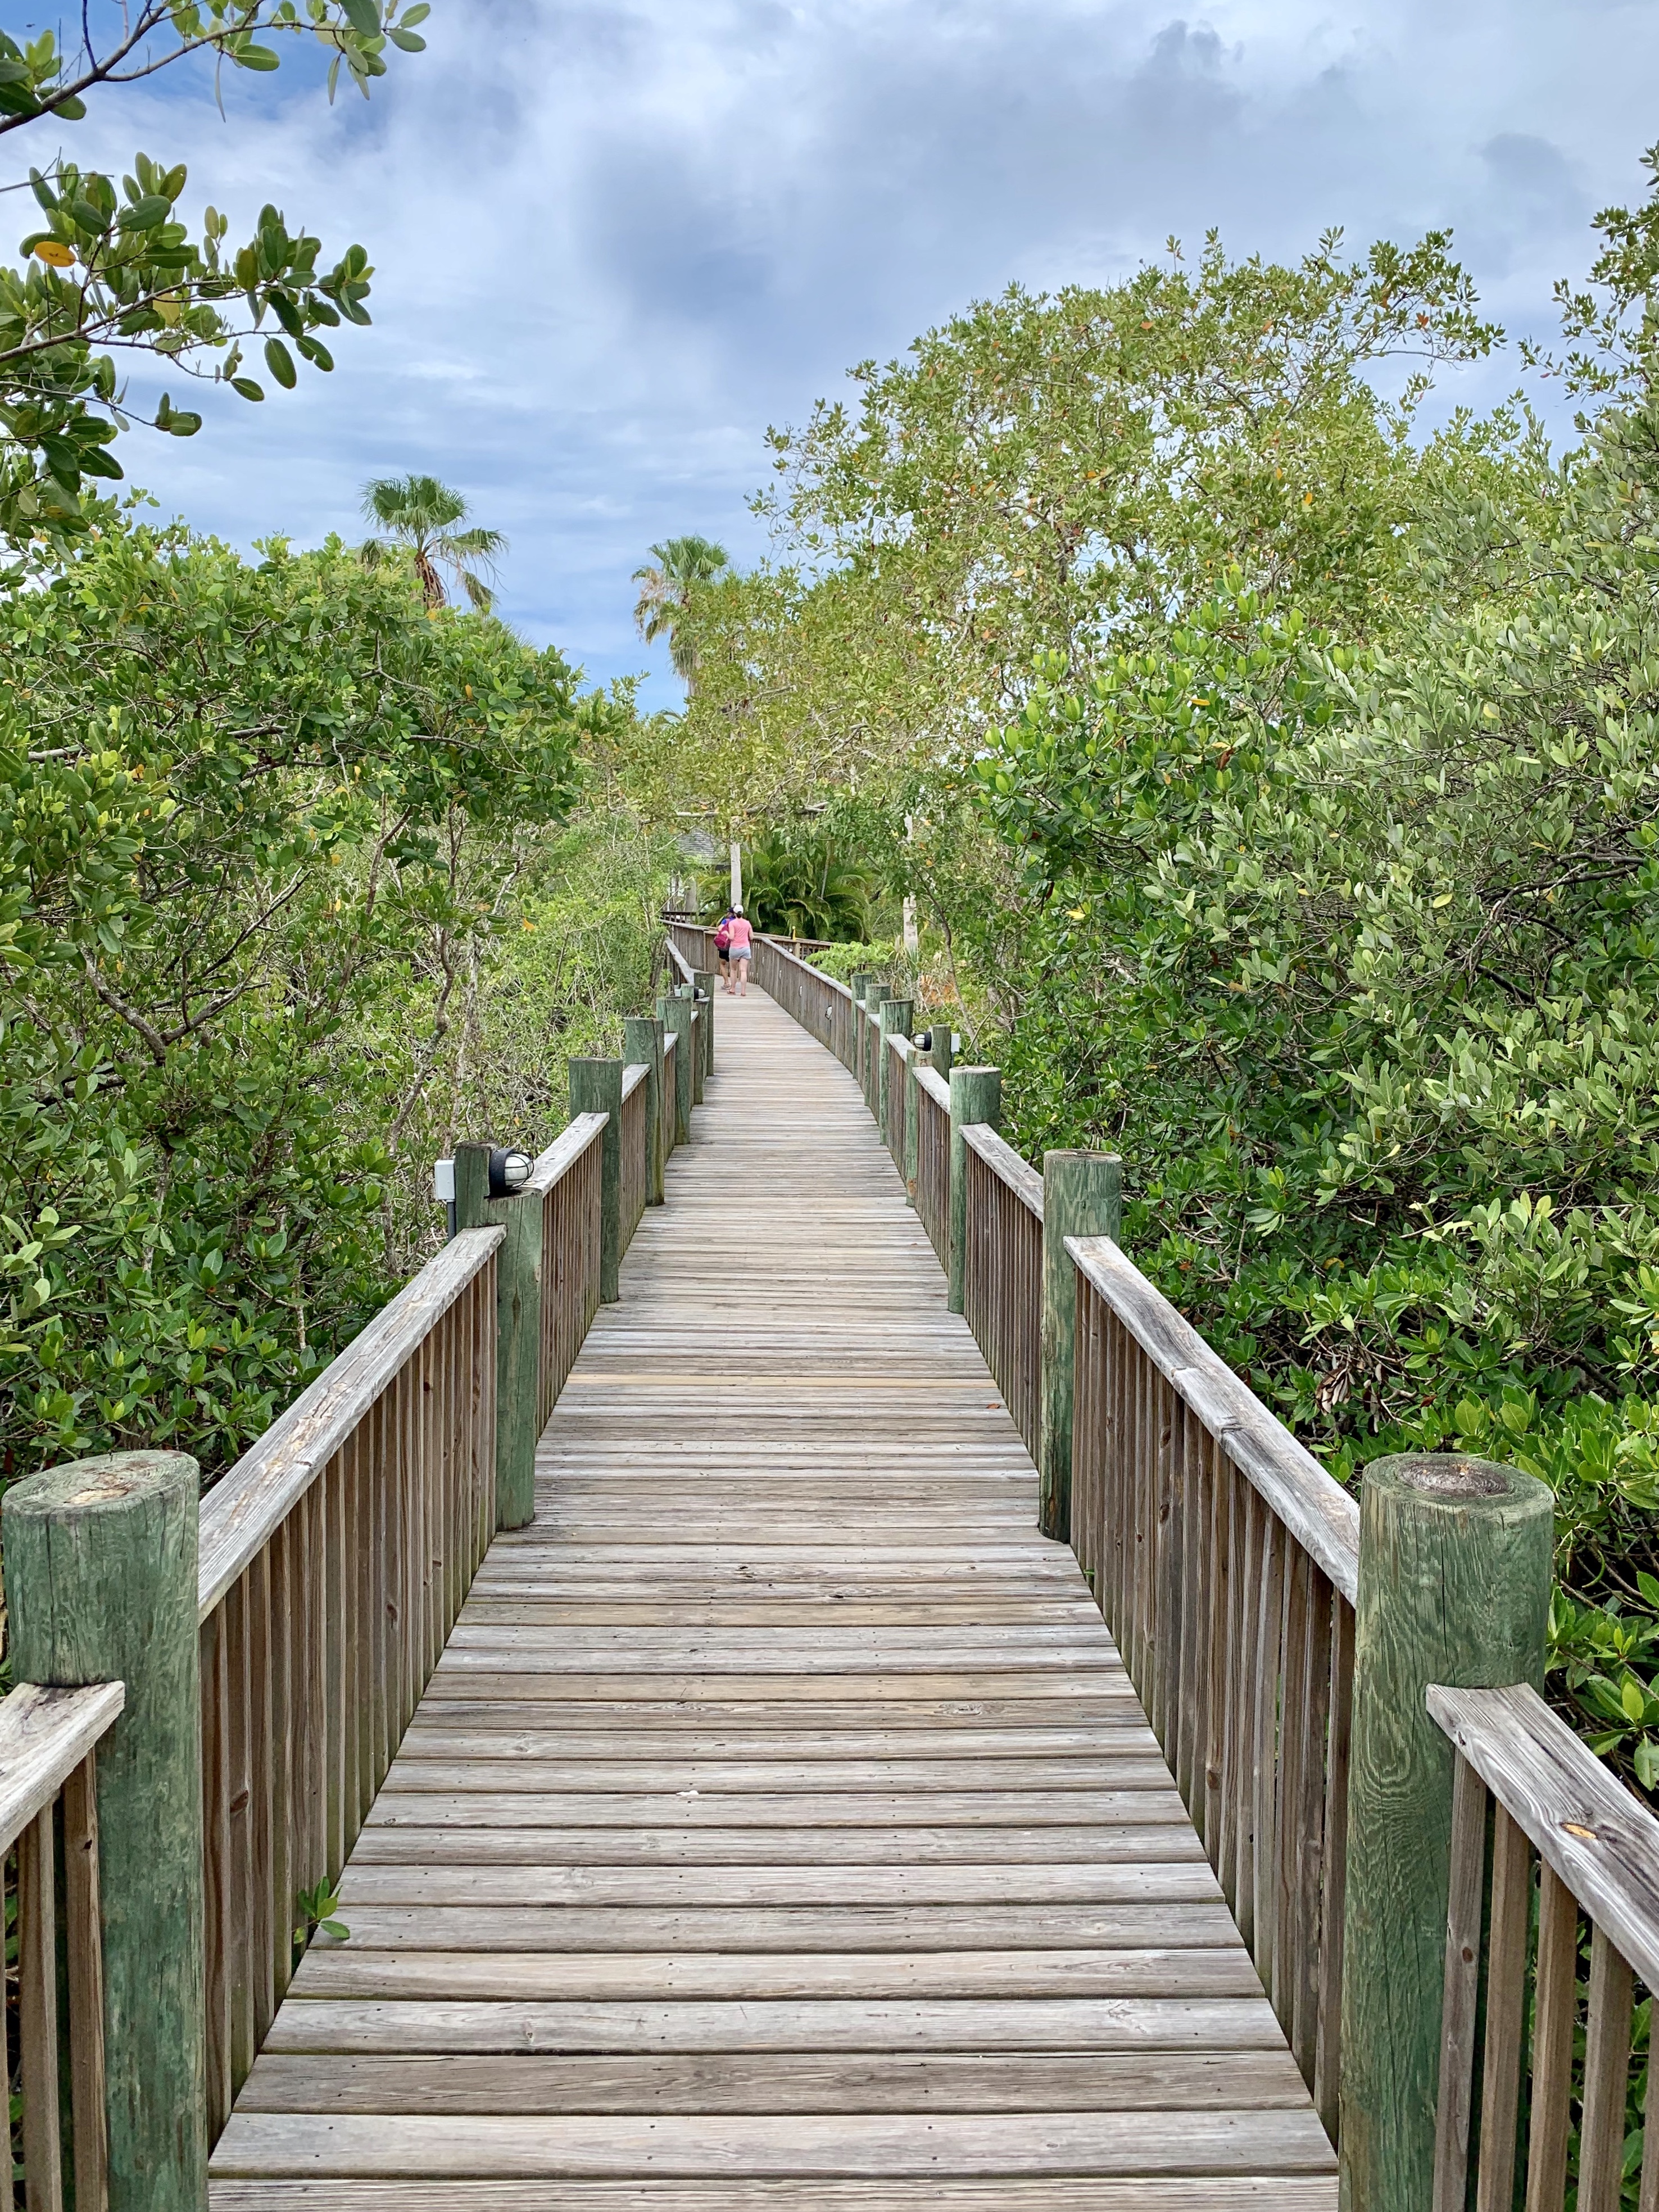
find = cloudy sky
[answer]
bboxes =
[6,0,1658,707]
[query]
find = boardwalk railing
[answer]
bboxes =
[0,1681,124,2210]
[0,935,707,2193]
[758,927,1659,2212]
[1429,1682,1659,2212]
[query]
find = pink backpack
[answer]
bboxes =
[714,919,732,951]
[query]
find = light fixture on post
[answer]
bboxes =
[488,1148,533,1200]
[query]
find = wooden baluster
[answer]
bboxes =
[201,1603,232,2136]
[248,1544,276,2045]
[62,1752,108,2212]
[226,1569,256,2093]
[1314,1593,1353,2142]
[1524,1862,1579,2212]
[1430,1755,1488,2210]
[1578,1927,1635,2212]
[19,1804,63,2211]
[1471,1804,1529,2212]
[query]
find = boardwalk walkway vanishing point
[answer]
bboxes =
[208,988,1336,2207]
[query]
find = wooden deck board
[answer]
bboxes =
[209,988,1336,2205]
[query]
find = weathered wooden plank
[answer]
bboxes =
[363,1788,1195,1829]
[262,1993,1295,2054]
[209,2182,1338,2210]
[333,1862,1225,1906]
[234,2046,1314,2113]
[0,1680,125,1856]
[212,2107,1336,2178]
[345,1823,1211,1866]
[302,1902,1240,1950]
[289,1946,1265,2003]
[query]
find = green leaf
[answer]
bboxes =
[339,0,381,32]
[229,377,266,402]
[387,25,424,48]
[1622,1676,1647,1724]
[118,196,173,230]
[1637,1737,1659,1791]
[264,337,297,389]
[234,43,282,69]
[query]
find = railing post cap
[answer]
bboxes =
[3,1449,199,1524]
[1362,1451,1553,1523]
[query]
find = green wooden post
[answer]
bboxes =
[901,1039,920,1202]
[1038,1151,1122,1541]
[454,1139,542,1529]
[928,1019,955,1084]
[864,984,892,1114]
[624,1013,667,1204]
[660,994,695,1145]
[689,1000,706,1105]
[569,1058,624,1302]
[451,1140,489,1234]
[3,1450,207,2212]
[1338,1452,1553,2212]
[692,972,716,1076]
[848,974,867,1093]
[948,1064,1001,1315]
[878,998,913,1148]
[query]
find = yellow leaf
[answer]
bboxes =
[34,240,75,268]
[1432,892,1454,908]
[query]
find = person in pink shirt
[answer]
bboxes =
[726,907,754,995]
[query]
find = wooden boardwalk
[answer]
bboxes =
[210,989,1336,2208]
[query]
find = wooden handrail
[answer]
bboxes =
[621,1059,649,1100]
[197,1224,505,1620]
[915,1064,950,1111]
[526,1109,606,1195]
[1426,1680,1659,2210]
[963,1120,1045,1222]
[0,1679,121,2206]
[1430,1681,1659,1989]
[1067,1232,1359,1604]
[0,1681,124,1856]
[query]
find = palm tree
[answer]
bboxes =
[359,475,507,611]
[632,534,729,682]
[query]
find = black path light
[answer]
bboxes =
[488,1148,533,1199]
[435,1147,534,1239]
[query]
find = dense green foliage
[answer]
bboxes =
[2,2,427,546]
[687,172,1659,1788]
[720,827,874,941]
[0,508,641,1486]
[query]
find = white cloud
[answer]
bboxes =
[5,0,1657,706]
